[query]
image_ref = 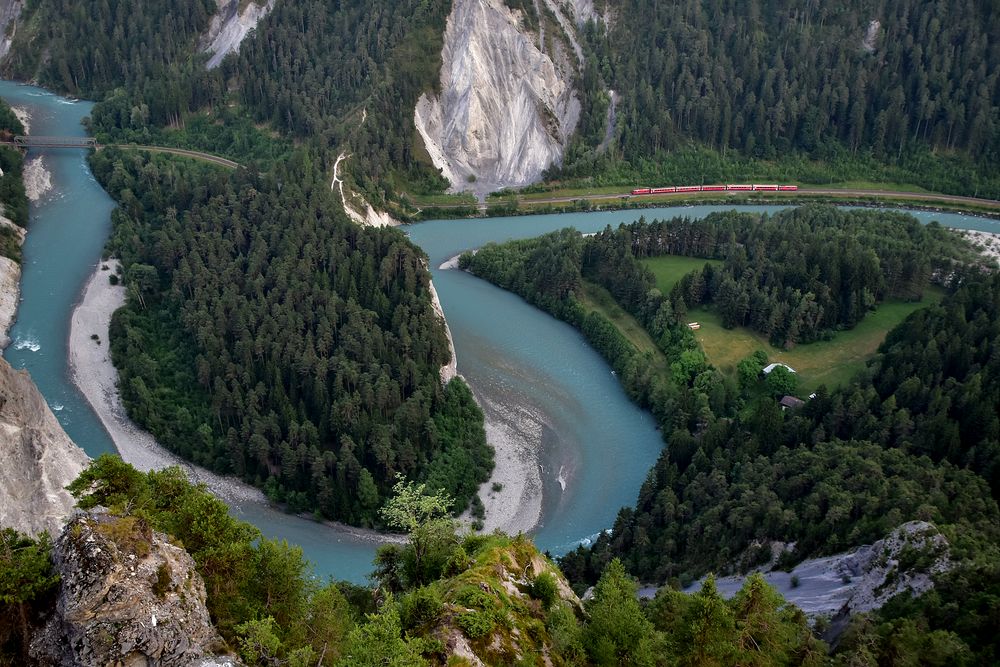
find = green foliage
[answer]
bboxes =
[583,559,656,666]
[529,572,559,609]
[766,366,799,398]
[0,529,59,664]
[66,455,357,658]
[563,1,1000,198]
[90,148,491,527]
[399,586,444,632]
[4,0,221,122]
[377,476,458,589]
[335,594,427,667]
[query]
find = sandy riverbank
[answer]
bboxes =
[67,261,407,544]
[955,228,1000,268]
[437,256,544,536]
[68,260,264,507]
[428,279,458,384]
[474,398,544,535]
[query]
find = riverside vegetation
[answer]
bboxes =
[12,455,998,666]
[462,207,1000,661]
[0,1,998,664]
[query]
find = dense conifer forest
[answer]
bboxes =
[90,149,492,525]
[566,0,1000,197]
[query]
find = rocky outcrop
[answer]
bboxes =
[428,538,583,665]
[201,0,275,69]
[0,0,23,61]
[680,521,953,619]
[0,215,24,348]
[415,0,581,195]
[31,510,241,666]
[0,357,89,537]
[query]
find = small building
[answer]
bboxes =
[762,362,796,375]
[779,395,805,411]
[687,322,701,330]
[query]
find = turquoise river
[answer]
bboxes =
[3,82,999,583]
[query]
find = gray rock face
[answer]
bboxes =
[31,510,241,667]
[200,0,275,69]
[415,0,581,195]
[679,521,952,618]
[0,357,89,537]
[0,0,24,61]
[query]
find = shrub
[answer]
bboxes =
[529,572,559,609]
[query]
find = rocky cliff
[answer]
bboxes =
[0,357,89,537]
[30,510,240,666]
[201,0,275,69]
[415,0,582,195]
[681,521,953,620]
[0,215,23,348]
[0,0,23,61]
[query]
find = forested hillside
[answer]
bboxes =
[2,0,221,125]
[90,149,492,526]
[460,209,1000,584]
[565,0,1000,197]
[229,0,451,200]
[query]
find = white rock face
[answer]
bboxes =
[678,521,952,618]
[0,0,23,61]
[0,356,90,537]
[201,0,275,69]
[415,0,581,195]
[0,216,24,349]
[862,19,881,53]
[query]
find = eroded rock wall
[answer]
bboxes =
[0,357,89,537]
[0,0,23,61]
[415,0,581,195]
[201,0,275,69]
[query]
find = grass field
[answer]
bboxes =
[577,280,668,371]
[642,255,723,293]
[688,288,945,393]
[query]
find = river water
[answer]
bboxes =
[3,81,999,583]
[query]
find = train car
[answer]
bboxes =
[727,184,753,191]
[753,184,779,191]
[650,186,676,194]
[778,185,798,191]
[702,185,727,192]
[675,185,701,192]
[631,188,651,195]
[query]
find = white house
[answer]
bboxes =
[762,362,796,375]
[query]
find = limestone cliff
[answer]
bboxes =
[415,0,581,195]
[201,0,275,69]
[0,0,23,61]
[0,215,23,348]
[0,357,89,537]
[30,510,241,666]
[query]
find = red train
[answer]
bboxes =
[630,184,798,195]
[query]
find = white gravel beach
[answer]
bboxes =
[23,156,52,202]
[69,260,267,508]
[474,398,545,535]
